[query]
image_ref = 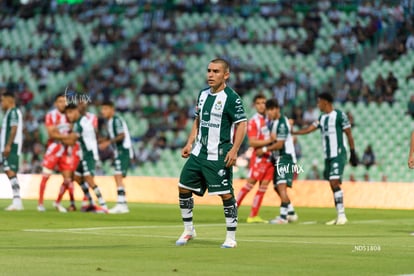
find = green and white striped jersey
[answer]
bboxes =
[73,115,99,161]
[0,107,23,155]
[108,115,133,159]
[192,86,247,161]
[312,109,351,159]
[270,115,296,162]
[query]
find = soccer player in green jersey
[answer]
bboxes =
[257,99,298,224]
[1,92,24,211]
[63,104,108,212]
[292,93,358,225]
[176,58,247,248]
[100,101,133,214]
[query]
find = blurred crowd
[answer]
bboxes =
[0,0,413,174]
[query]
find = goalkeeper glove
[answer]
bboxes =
[349,149,358,167]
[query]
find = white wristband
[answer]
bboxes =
[262,146,267,153]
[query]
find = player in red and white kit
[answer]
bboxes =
[37,94,80,212]
[236,94,274,223]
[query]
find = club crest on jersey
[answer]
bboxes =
[214,101,223,110]
[217,169,226,177]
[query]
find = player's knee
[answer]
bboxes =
[220,193,233,201]
[42,167,53,175]
[178,187,191,194]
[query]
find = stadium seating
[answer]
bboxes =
[1,2,412,183]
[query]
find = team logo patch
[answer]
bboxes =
[215,101,222,110]
[217,169,226,177]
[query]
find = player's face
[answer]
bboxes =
[78,101,87,114]
[266,107,280,120]
[101,105,113,119]
[317,98,327,112]
[254,98,266,115]
[207,62,229,91]
[65,108,79,123]
[55,96,67,113]
[0,96,8,111]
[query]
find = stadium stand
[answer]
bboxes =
[0,0,413,182]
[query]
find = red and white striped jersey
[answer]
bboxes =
[247,113,272,165]
[45,109,71,144]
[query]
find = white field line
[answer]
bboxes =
[20,230,414,248]
[23,218,414,233]
[22,219,414,248]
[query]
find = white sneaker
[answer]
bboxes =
[269,216,288,224]
[109,204,129,214]
[287,214,299,223]
[221,238,237,248]
[53,202,67,213]
[37,205,46,212]
[5,202,24,211]
[326,215,348,225]
[176,228,196,246]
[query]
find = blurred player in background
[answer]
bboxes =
[408,130,414,169]
[1,92,24,211]
[293,92,357,225]
[236,94,273,223]
[37,93,78,212]
[257,99,298,224]
[99,101,133,214]
[64,104,108,213]
[176,58,247,248]
[76,101,99,211]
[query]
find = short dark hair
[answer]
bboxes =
[2,91,14,99]
[318,92,334,103]
[55,93,65,101]
[101,100,115,107]
[210,58,230,72]
[265,99,279,109]
[253,94,266,103]
[65,103,78,110]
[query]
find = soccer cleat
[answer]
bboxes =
[81,204,94,212]
[67,205,77,212]
[94,205,109,214]
[326,216,348,225]
[108,204,130,214]
[5,202,24,211]
[37,205,46,212]
[287,214,299,223]
[246,216,268,224]
[221,238,237,248]
[176,228,196,246]
[53,202,67,213]
[269,216,288,224]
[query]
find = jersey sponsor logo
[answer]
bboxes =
[235,98,241,104]
[211,112,222,118]
[200,120,220,128]
[221,179,229,186]
[235,113,245,119]
[235,104,244,112]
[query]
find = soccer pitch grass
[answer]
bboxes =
[0,200,413,276]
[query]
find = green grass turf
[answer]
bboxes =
[0,199,413,276]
